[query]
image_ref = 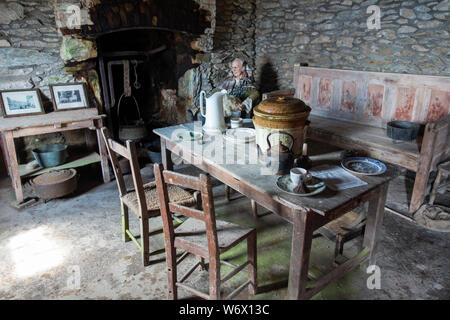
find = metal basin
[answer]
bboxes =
[32,143,68,168]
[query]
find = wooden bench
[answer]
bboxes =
[264,66,450,214]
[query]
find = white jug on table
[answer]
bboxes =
[200,89,227,134]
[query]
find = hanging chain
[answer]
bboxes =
[132,60,141,90]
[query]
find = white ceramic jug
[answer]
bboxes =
[200,89,228,134]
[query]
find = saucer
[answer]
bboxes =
[176,131,203,141]
[276,174,326,196]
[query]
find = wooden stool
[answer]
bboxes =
[317,210,366,266]
[429,160,450,205]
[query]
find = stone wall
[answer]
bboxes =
[254,0,450,91]
[0,0,73,95]
[0,0,81,163]
[1,0,448,108]
[0,0,214,163]
[1,0,448,164]
[202,0,257,93]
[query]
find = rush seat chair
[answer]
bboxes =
[101,127,197,266]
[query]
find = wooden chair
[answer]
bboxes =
[101,128,197,266]
[153,163,257,300]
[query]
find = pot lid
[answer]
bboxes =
[254,96,310,118]
[33,169,77,186]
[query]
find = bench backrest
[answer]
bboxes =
[293,65,450,128]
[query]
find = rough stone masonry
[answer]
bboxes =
[254,0,449,90]
[0,0,448,161]
[0,0,78,162]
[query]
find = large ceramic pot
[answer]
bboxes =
[253,96,311,162]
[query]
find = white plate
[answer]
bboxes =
[224,128,256,144]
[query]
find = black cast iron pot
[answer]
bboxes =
[386,121,420,141]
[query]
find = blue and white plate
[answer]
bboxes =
[341,157,386,176]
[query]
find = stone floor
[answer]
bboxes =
[0,160,449,300]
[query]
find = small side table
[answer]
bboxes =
[429,160,450,205]
[0,109,111,204]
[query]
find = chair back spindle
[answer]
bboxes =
[154,163,219,259]
[153,162,257,300]
[101,127,147,214]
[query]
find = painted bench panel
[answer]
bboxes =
[293,66,450,128]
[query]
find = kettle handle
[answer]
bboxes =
[117,93,141,125]
[199,91,206,117]
[266,131,294,151]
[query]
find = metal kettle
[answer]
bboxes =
[263,131,295,175]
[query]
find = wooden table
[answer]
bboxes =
[154,122,399,300]
[0,108,111,204]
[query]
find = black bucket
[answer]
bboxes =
[386,121,420,141]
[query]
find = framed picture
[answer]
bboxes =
[0,89,45,118]
[50,83,90,111]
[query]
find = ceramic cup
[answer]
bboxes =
[290,167,312,187]
[231,110,241,118]
[230,117,243,128]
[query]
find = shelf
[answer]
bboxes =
[19,152,102,178]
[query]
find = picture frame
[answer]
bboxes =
[49,83,90,111]
[0,89,45,118]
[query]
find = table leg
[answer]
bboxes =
[4,131,23,203]
[0,133,7,177]
[363,183,388,265]
[96,127,111,183]
[161,138,173,170]
[288,210,315,300]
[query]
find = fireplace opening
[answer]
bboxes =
[97,28,201,143]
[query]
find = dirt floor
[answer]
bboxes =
[0,158,449,300]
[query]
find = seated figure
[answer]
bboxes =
[189,58,261,121]
[219,58,260,118]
